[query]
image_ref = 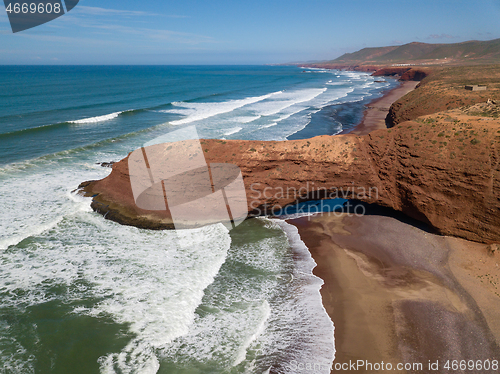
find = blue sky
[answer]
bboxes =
[1,0,500,64]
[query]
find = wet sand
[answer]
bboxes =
[343,81,419,136]
[288,213,500,373]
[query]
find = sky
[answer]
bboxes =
[1,0,500,64]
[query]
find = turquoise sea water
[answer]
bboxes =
[0,66,396,373]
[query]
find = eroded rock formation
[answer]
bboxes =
[80,110,500,243]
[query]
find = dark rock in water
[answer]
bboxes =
[374,80,387,83]
[97,162,115,168]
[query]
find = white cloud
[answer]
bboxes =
[48,12,215,46]
[90,23,216,45]
[73,6,187,18]
[74,5,155,16]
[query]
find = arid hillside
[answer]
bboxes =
[329,39,500,66]
[387,65,500,126]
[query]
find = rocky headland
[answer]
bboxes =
[79,72,500,243]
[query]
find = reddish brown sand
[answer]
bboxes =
[343,81,419,136]
[288,213,500,373]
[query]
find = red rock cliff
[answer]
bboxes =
[80,111,500,243]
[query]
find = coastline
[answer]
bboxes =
[281,68,500,372]
[342,80,419,136]
[282,70,500,372]
[71,64,500,372]
[288,213,500,373]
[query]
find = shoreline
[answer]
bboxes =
[280,68,500,372]
[287,213,500,373]
[341,80,419,136]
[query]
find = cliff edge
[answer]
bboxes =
[80,102,500,243]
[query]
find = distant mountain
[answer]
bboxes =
[329,39,500,65]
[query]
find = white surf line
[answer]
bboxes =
[68,111,122,124]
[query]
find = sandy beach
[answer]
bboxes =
[288,213,500,373]
[342,81,419,136]
[286,78,500,372]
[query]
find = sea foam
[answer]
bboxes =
[274,219,336,373]
[223,126,243,136]
[68,110,129,124]
[166,92,281,125]
[246,88,326,117]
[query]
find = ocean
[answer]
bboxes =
[0,65,396,373]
